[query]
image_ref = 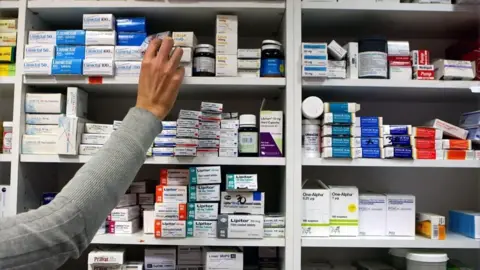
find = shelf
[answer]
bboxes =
[0,1,19,10]
[20,155,286,166]
[0,154,12,162]
[302,234,480,249]
[24,76,285,97]
[302,79,480,101]
[0,77,15,91]
[303,158,480,168]
[302,2,479,38]
[92,232,285,246]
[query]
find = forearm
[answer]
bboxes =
[0,107,162,269]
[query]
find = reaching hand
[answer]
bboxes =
[136,37,185,120]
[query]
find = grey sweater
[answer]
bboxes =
[0,108,162,270]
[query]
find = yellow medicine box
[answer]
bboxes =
[0,32,16,46]
[0,47,15,63]
[416,212,446,240]
[0,19,17,32]
[0,64,15,76]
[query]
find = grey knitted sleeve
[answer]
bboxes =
[0,107,162,270]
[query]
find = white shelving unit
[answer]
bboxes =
[2,0,479,269]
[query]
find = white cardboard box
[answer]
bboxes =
[302,179,330,237]
[154,202,187,220]
[108,218,140,234]
[329,185,359,236]
[83,14,115,30]
[145,248,176,270]
[116,193,137,208]
[79,144,102,155]
[217,214,264,239]
[25,93,65,113]
[204,247,243,270]
[177,246,202,265]
[343,42,358,79]
[143,210,155,234]
[154,220,187,238]
[66,87,88,118]
[359,194,387,236]
[386,194,416,237]
[85,123,113,134]
[88,248,125,265]
[220,191,265,215]
[81,133,110,145]
[109,205,140,222]
[85,45,115,59]
[22,135,57,154]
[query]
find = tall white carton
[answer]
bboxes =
[329,185,359,236]
[66,87,88,118]
[57,116,88,155]
[302,179,330,237]
[359,194,386,236]
[386,194,415,237]
[343,42,358,79]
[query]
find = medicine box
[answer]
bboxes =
[238,49,261,59]
[416,212,446,240]
[189,166,221,185]
[25,93,65,114]
[238,59,261,69]
[359,194,386,236]
[0,32,16,46]
[386,194,415,236]
[154,202,187,220]
[143,210,154,234]
[57,116,87,155]
[55,46,85,60]
[51,59,83,75]
[130,181,155,194]
[217,214,264,239]
[83,59,114,76]
[144,248,176,269]
[179,110,201,120]
[159,168,189,186]
[56,30,86,45]
[204,247,243,270]
[181,62,193,77]
[88,249,125,265]
[115,61,141,76]
[186,220,217,238]
[264,228,285,238]
[328,40,347,60]
[79,144,102,155]
[66,87,88,118]
[174,146,197,156]
[302,42,328,56]
[114,46,142,61]
[220,191,265,215]
[201,102,223,113]
[177,246,202,266]
[173,32,197,47]
[216,54,238,77]
[238,69,260,78]
[81,134,110,145]
[216,15,238,33]
[85,123,113,134]
[302,180,330,237]
[23,58,52,75]
[329,185,358,236]
[118,32,147,46]
[25,125,58,135]
[117,193,137,208]
[434,59,475,80]
[302,66,327,77]
[24,44,55,59]
[264,215,285,228]
[226,174,258,191]
[116,17,146,33]
[154,220,187,238]
[83,14,115,30]
[22,135,57,154]
[189,184,221,202]
[109,205,140,222]
[343,42,359,79]
[155,185,188,203]
[26,114,63,125]
[449,210,480,239]
[85,30,116,46]
[426,118,468,139]
[28,31,56,44]
[85,46,115,59]
[0,19,16,32]
[187,203,219,220]
[138,193,154,205]
[260,110,283,157]
[219,147,238,157]
[198,129,220,139]
[108,218,140,234]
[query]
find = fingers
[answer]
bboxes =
[156,37,174,63]
[163,67,185,98]
[144,38,162,60]
[167,47,184,72]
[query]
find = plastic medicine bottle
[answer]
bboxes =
[260,40,285,77]
[193,44,215,77]
[238,114,259,157]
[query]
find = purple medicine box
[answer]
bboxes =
[260,111,283,157]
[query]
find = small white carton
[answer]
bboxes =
[25,93,65,113]
[83,58,114,76]
[155,185,188,203]
[189,166,221,185]
[302,179,330,237]
[154,202,187,220]
[386,194,415,237]
[204,247,243,270]
[220,191,265,215]
[114,61,141,76]
[143,210,155,234]
[114,46,142,61]
[215,54,238,77]
[217,214,264,239]
[187,203,219,220]
[24,44,56,58]
[264,215,285,228]
[226,174,258,191]
[343,42,359,79]
[25,124,58,135]
[264,228,285,238]
[85,30,116,46]
[359,193,387,236]
[25,114,63,125]
[83,14,115,30]
[23,58,53,75]
[177,246,202,265]
[22,135,57,154]
[88,248,125,265]
[172,32,197,47]
[81,133,110,145]
[57,116,88,155]
[109,205,140,222]
[116,193,137,208]
[154,220,186,238]
[66,87,88,118]
[186,220,217,238]
[216,15,238,33]
[85,45,115,58]
[79,144,102,155]
[85,123,113,134]
[28,31,56,44]
[329,185,359,236]
[159,169,189,186]
[144,248,176,269]
[108,218,140,234]
[189,184,221,202]
[138,193,155,205]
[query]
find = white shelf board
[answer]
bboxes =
[0,154,12,162]
[24,76,285,96]
[302,234,480,249]
[303,158,480,168]
[0,1,19,10]
[20,155,286,166]
[302,2,479,38]
[0,77,15,85]
[92,232,285,246]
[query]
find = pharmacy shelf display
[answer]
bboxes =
[302,158,480,168]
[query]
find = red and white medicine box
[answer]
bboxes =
[411,50,430,65]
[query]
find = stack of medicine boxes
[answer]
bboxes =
[220,113,239,157]
[114,17,146,77]
[0,18,17,74]
[301,42,328,78]
[218,173,265,239]
[155,169,189,238]
[215,15,238,77]
[82,14,116,76]
[321,102,384,159]
[188,166,221,238]
[178,246,202,269]
[264,215,286,239]
[173,32,197,77]
[390,126,443,160]
[327,40,347,79]
[108,186,140,235]
[382,124,414,159]
[153,121,177,157]
[24,31,55,75]
[237,48,261,78]
[176,110,200,157]
[81,121,114,156]
[198,102,223,157]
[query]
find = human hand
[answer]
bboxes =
[136,37,185,120]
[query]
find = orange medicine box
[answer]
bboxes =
[444,150,475,160]
[412,127,442,139]
[413,149,444,160]
[442,139,472,150]
[160,169,189,186]
[154,220,186,238]
[416,212,446,240]
[411,138,442,150]
[155,185,188,203]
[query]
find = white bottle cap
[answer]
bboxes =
[239,114,256,126]
[3,121,13,128]
[302,96,324,119]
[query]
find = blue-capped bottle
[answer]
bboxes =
[260,40,285,77]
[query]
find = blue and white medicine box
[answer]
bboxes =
[116,18,146,33]
[55,46,86,59]
[51,59,83,75]
[56,30,86,45]
[117,32,147,46]
[449,210,480,239]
